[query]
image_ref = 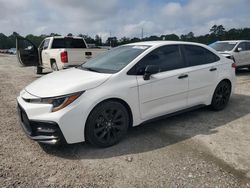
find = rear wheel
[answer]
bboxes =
[85,101,129,147]
[210,80,231,111]
[51,62,59,71]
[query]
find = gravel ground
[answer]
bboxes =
[0,54,250,187]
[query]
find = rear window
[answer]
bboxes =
[184,45,220,66]
[51,38,87,49]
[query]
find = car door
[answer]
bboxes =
[41,38,51,68]
[135,45,189,120]
[182,45,220,107]
[233,42,249,67]
[246,42,250,66]
[16,37,39,66]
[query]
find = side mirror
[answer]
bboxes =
[143,65,160,80]
[236,47,242,52]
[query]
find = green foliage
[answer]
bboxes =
[1,26,250,49]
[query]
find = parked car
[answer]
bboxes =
[17,41,236,147]
[16,36,108,74]
[7,48,17,55]
[0,49,8,53]
[210,40,250,70]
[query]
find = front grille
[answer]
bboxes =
[17,104,32,135]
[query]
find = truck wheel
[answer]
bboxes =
[36,66,43,74]
[51,62,59,71]
[85,100,129,147]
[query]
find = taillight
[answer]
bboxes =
[232,63,237,69]
[60,51,68,63]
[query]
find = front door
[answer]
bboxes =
[40,38,51,68]
[234,42,250,67]
[135,45,188,120]
[16,37,39,66]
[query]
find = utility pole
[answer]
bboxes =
[109,31,112,47]
[141,27,144,40]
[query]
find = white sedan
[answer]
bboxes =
[17,41,236,147]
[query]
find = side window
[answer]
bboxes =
[135,45,185,74]
[237,42,247,51]
[246,42,250,51]
[43,39,50,49]
[184,45,219,66]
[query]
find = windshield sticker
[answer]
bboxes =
[228,42,237,45]
[132,46,148,50]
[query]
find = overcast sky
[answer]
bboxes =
[0,0,250,40]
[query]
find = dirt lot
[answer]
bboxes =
[0,54,250,187]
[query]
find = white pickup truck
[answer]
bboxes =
[16,36,108,74]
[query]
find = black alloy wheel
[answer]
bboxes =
[211,81,231,111]
[85,101,129,147]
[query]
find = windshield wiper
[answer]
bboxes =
[80,67,100,73]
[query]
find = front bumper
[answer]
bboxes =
[17,104,65,144]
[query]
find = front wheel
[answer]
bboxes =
[210,80,231,111]
[85,101,129,147]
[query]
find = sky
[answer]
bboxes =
[0,0,250,40]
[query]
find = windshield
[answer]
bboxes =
[79,45,150,73]
[210,42,237,52]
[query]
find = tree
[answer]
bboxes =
[186,32,194,39]
[161,34,179,41]
[81,35,95,44]
[210,25,225,37]
[119,37,130,45]
[106,37,118,47]
[95,35,102,46]
[67,33,73,37]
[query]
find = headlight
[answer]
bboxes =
[25,91,84,112]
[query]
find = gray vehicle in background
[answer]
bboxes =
[210,40,250,70]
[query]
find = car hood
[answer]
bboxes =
[25,68,112,98]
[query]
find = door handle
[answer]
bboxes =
[178,74,188,79]
[209,67,217,71]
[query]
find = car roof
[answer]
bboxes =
[215,40,250,43]
[45,36,83,40]
[125,41,208,48]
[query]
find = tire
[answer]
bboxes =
[85,101,129,147]
[210,80,231,111]
[36,66,43,74]
[51,62,59,71]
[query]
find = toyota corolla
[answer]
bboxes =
[17,41,236,147]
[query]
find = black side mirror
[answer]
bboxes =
[143,65,160,80]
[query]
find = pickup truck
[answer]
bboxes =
[16,36,108,74]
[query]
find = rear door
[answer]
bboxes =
[182,45,220,106]
[16,37,38,66]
